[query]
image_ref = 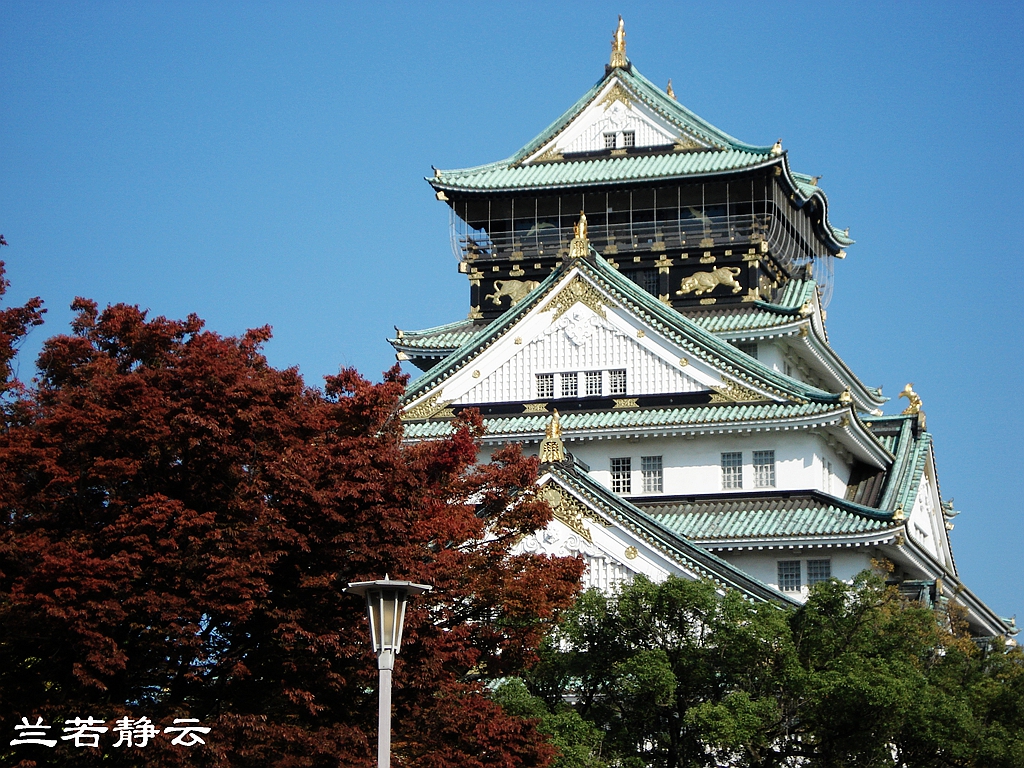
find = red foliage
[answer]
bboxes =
[0,293,583,767]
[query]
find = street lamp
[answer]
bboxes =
[345,575,432,768]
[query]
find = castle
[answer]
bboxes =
[391,19,1011,638]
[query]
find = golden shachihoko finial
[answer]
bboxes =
[568,212,589,259]
[899,383,923,415]
[666,79,676,100]
[539,410,566,463]
[609,16,627,68]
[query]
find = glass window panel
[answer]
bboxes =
[753,450,775,488]
[721,452,742,489]
[641,456,663,493]
[611,457,631,494]
[778,561,801,592]
[536,373,554,399]
[807,559,832,585]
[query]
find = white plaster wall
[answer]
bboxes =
[717,548,878,602]
[564,432,853,497]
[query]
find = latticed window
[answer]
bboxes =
[721,452,742,489]
[735,342,758,359]
[627,268,659,296]
[753,450,775,488]
[611,457,631,494]
[641,456,663,493]
[604,133,616,149]
[585,371,602,396]
[560,372,578,398]
[807,559,832,585]
[609,369,627,395]
[622,130,635,147]
[778,561,801,592]
[536,373,554,399]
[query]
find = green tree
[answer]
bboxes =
[526,574,1024,768]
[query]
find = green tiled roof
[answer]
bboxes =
[391,319,482,351]
[428,64,851,249]
[635,491,897,541]
[544,463,796,605]
[690,280,816,333]
[403,401,844,440]
[431,149,777,193]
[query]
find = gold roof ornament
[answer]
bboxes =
[839,388,852,405]
[568,211,590,259]
[666,79,676,100]
[771,138,783,156]
[899,383,923,415]
[539,410,566,464]
[609,16,627,68]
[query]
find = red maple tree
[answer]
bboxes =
[0,268,583,767]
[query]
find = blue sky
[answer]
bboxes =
[3,2,1023,626]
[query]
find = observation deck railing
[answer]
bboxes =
[457,215,769,264]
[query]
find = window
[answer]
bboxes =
[609,369,627,396]
[721,452,742,489]
[807,559,831,585]
[560,372,578,398]
[735,342,758,359]
[753,450,776,488]
[536,373,554,399]
[641,456,663,493]
[585,371,602,396]
[622,130,635,147]
[778,561,801,592]
[628,268,659,296]
[611,457,631,493]
[603,133,616,149]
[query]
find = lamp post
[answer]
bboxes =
[345,575,432,768]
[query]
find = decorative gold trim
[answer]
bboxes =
[540,486,594,543]
[709,380,770,403]
[514,337,522,345]
[523,402,549,413]
[666,79,675,100]
[700,237,715,248]
[624,545,639,560]
[612,398,639,409]
[741,288,760,302]
[699,297,717,305]
[608,16,627,70]
[467,305,483,320]
[601,81,633,110]
[509,266,525,277]
[659,294,672,305]
[539,410,566,463]
[472,370,481,378]
[533,146,564,164]
[673,134,703,151]
[402,393,454,421]
[636,329,645,338]
[679,357,689,366]
[542,275,615,321]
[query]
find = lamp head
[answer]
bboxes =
[345,576,432,657]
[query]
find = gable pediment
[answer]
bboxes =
[400,259,842,423]
[523,77,712,163]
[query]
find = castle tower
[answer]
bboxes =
[392,20,1012,638]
